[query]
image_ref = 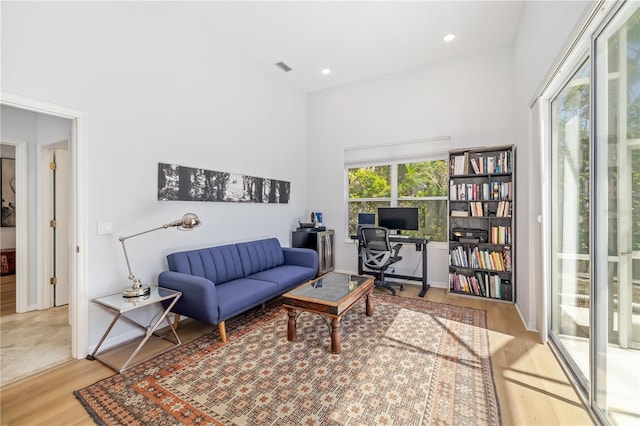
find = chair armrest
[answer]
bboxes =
[158,271,219,325]
[283,247,319,270]
[391,243,403,257]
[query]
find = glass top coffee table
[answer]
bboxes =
[282,272,374,354]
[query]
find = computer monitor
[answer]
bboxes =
[358,213,376,226]
[377,207,419,233]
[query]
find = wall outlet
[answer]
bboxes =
[97,221,113,235]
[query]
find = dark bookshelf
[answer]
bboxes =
[448,145,515,302]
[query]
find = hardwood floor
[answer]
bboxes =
[0,275,16,317]
[0,286,593,425]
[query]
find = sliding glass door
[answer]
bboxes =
[550,60,591,388]
[594,5,640,424]
[547,3,639,425]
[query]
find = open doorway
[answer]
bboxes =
[0,95,88,385]
[0,110,73,385]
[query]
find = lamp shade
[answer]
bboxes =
[172,213,201,230]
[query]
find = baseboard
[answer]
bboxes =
[514,302,538,333]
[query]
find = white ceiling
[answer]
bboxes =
[196,1,525,93]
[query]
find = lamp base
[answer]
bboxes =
[122,285,151,298]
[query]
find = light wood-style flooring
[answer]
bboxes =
[0,275,16,317]
[0,286,593,425]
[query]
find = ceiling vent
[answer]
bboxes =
[274,62,293,72]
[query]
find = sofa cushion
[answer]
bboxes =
[248,265,315,292]
[237,238,285,276]
[166,244,245,285]
[215,278,279,320]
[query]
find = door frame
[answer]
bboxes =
[1,91,89,358]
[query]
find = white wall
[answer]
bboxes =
[2,3,308,348]
[513,0,593,331]
[307,47,515,288]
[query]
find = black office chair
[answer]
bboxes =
[358,226,404,295]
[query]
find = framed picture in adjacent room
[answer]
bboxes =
[1,158,16,227]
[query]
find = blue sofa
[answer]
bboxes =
[158,237,318,342]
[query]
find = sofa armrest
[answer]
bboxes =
[158,271,219,325]
[283,247,318,271]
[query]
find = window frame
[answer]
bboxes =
[345,154,449,242]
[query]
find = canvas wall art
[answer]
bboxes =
[1,158,16,227]
[158,163,290,204]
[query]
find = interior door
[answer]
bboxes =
[51,148,69,306]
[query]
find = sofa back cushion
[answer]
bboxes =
[236,238,285,276]
[166,244,245,285]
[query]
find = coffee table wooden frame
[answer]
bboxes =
[282,273,374,354]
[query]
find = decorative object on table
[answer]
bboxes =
[1,158,16,227]
[157,162,290,203]
[74,294,501,425]
[119,212,201,298]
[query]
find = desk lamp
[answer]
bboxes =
[119,212,201,298]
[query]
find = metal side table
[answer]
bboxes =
[87,286,181,373]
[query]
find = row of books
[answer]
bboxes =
[449,181,512,201]
[450,201,512,218]
[449,245,512,271]
[449,272,512,300]
[490,226,512,245]
[495,200,511,217]
[450,153,470,175]
[450,151,513,176]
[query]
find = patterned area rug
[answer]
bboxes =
[75,294,501,425]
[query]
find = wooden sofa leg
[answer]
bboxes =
[173,314,180,329]
[219,322,227,343]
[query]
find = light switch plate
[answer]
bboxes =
[97,221,113,235]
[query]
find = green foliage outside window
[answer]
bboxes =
[348,166,391,198]
[347,160,448,241]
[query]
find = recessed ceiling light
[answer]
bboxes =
[321,68,331,75]
[443,33,456,42]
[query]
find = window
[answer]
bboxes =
[347,159,448,241]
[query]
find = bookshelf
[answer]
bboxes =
[448,145,515,302]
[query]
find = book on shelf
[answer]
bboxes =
[451,209,469,217]
[503,247,512,271]
[470,158,480,174]
[490,226,511,244]
[496,200,511,217]
[487,156,495,173]
[475,272,487,297]
[451,153,470,175]
[470,202,484,217]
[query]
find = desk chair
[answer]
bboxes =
[358,226,404,295]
